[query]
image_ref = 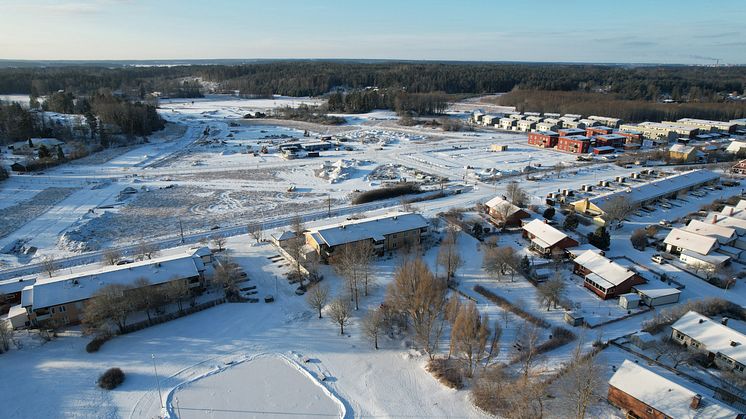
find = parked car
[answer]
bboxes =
[651,254,665,264]
[659,219,671,227]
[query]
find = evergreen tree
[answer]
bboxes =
[37,144,51,159]
[588,227,610,250]
[56,145,65,161]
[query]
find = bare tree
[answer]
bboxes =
[437,228,463,283]
[0,321,12,353]
[483,246,518,281]
[82,284,135,334]
[362,307,385,349]
[211,235,227,252]
[136,241,159,260]
[602,195,633,227]
[41,256,57,278]
[328,297,352,335]
[306,284,329,319]
[560,340,604,419]
[212,257,241,300]
[385,258,448,359]
[101,248,122,266]
[284,215,307,285]
[331,241,375,309]
[132,278,166,324]
[515,321,542,378]
[505,181,528,207]
[163,278,190,313]
[537,273,566,311]
[554,163,564,179]
[482,320,503,370]
[450,301,491,377]
[248,223,264,243]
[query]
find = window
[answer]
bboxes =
[58,305,66,312]
[51,307,55,314]
[646,407,653,414]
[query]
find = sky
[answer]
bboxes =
[1,0,745,64]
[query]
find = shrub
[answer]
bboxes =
[98,368,125,390]
[351,182,421,204]
[630,228,648,250]
[542,207,555,219]
[536,327,576,354]
[86,335,111,353]
[426,358,463,389]
[642,298,746,334]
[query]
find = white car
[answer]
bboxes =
[651,254,665,264]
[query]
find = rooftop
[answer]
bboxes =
[672,311,746,365]
[609,360,741,419]
[307,212,428,248]
[684,219,737,244]
[664,228,718,255]
[522,219,568,247]
[574,250,636,287]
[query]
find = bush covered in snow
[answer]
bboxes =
[86,335,111,353]
[351,182,421,204]
[98,368,125,390]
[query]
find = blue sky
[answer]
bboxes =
[2,0,745,63]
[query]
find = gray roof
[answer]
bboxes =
[307,212,428,248]
[580,170,719,213]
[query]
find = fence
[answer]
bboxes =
[121,298,225,334]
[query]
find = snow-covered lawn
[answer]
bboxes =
[171,355,344,419]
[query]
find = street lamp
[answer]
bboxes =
[152,354,163,409]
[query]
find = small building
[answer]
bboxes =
[522,219,579,257]
[726,141,746,155]
[632,284,681,307]
[517,119,536,132]
[10,162,27,172]
[608,360,743,419]
[482,114,502,126]
[557,128,585,137]
[543,117,563,128]
[671,311,746,376]
[557,135,591,154]
[301,141,333,152]
[616,130,643,143]
[629,331,656,350]
[588,115,622,128]
[586,126,614,137]
[674,118,737,133]
[593,146,615,155]
[669,144,702,162]
[563,311,584,327]
[489,144,508,152]
[527,131,559,148]
[561,120,587,129]
[535,121,558,132]
[733,160,746,175]
[566,243,604,259]
[664,228,730,270]
[683,219,738,246]
[618,293,640,309]
[594,133,626,148]
[573,250,645,299]
[499,117,516,130]
[471,111,485,124]
[305,212,429,260]
[484,196,531,227]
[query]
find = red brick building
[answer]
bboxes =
[733,159,746,175]
[527,131,559,148]
[617,130,643,143]
[594,133,626,148]
[586,126,613,137]
[573,250,645,299]
[557,127,586,137]
[557,135,590,154]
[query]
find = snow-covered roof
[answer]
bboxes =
[272,231,297,242]
[609,360,741,419]
[670,144,695,154]
[574,250,636,287]
[484,196,525,218]
[567,244,603,258]
[522,219,568,247]
[737,200,746,210]
[633,284,681,299]
[683,220,736,244]
[307,212,428,248]
[0,277,36,295]
[593,146,616,152]
[706,214,746,234]
[25,248,209,309]
[620,292,640,302]
[596,133,625,140]
[580,170,719,213]
[681,249,731,265]
[719,206,746,221]
[664,228,717,255]
[725,140,746,153]
[672,311,746,365]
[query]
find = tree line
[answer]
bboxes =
[0,62,743,102]
[495,90,746,123]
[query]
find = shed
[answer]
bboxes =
[633,284,681,307]
[564,311,584,327]
[629,331,656,350]
[618,293,640,309]
[10,162,27,172]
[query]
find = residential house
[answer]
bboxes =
[16,247,213,328]
[527,131,559,148]
[484,196,530,227]
[671,311,746,376]
[664,228,730,270]
[608,359,743,419]
[588,115,622,128]
[669,144,702,162]
[557,135,591,154]
[522,219,579,257]
[305,212,429,260]
[572,250,645,299]
[732,159,746,175]
[594,134,625,148]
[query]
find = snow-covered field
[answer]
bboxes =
[2,95,745,419]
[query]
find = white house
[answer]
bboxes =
[671,311,746,376]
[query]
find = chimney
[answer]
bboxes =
[731,341,740,347]
[690,394,702,410]
[699,318,705,324]
[712,215,718,224]
[730,207,734,215]
[722,317,729,326]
